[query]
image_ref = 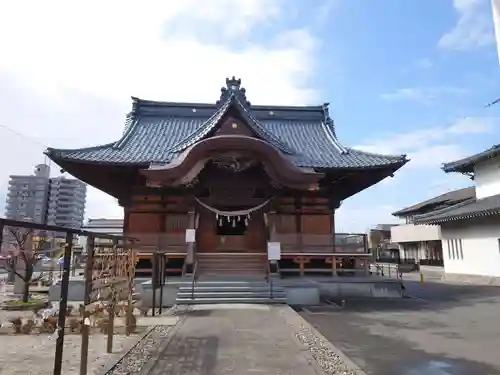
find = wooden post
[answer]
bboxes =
[106,238,118,354]
[151,252,157,317]
[159,254,165,314]
[294,197,302,252]
[299,256,305,276]
[186,211,196,265]
[332,256,337,277]
[331,210,336,252]
[125,240,134,336]
[53,232,74,375]
[0,221,3,250]
[80,235,95,375]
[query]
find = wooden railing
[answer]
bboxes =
[126,232,368,255]
[270,233,367,254]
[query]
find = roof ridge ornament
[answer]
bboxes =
[217,76,251,106]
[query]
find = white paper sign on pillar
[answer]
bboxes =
[267,242,281,261]
[185,229,196,243]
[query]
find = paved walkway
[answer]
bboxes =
[138,304,325,375]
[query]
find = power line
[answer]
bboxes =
[0,123,48,149]
[0,123,51,166]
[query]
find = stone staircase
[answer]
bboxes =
[195,252,267,277]
[176,253,286,304]
[175,278,286,304]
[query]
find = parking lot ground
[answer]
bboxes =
[298,279,500,375]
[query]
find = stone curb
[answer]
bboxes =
[95,326,157,375]
[277,307,329,375]
[137,315,187,375]
[277,305,368,375]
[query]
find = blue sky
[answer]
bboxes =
[311,0,500,231]
[0,0,498,232]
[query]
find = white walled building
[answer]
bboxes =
[79,218,124,249]
[415,145,500,281]
[390,187,474,267]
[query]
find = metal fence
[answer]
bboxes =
[0,218,137,375]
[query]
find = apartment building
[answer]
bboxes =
[46,176,87,229]
[4,164,87,230]
[4,164,51,223]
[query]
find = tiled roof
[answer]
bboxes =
[443,144,500,174]
[414,194,500,224]
[392,187,475,217]
[46,78,408,169]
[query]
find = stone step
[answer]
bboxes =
[175,297,287,304]
[177,279,272,285]
[179,283,276,293]
[177,291,286,299]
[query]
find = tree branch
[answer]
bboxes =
[0,264,26,281]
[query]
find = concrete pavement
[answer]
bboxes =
[300,280,500,375]
[136,304,349,375]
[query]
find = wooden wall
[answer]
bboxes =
[274,196,333,235]
[125,191,191,248]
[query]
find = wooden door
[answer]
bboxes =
[245,213,267,253]
[196,209,267,253]
[196,210,217,253]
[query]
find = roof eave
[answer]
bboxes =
[45,151,148,167]
[315,157,408,172]
[415,208,500,225]
[442,164,474,174]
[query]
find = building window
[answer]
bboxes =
[457,239,464,260]
[447,239,463,260]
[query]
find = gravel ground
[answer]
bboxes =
[0,292,169,375]
[295,324,359,375]
[0,331,146,375]
[106,326,172,375]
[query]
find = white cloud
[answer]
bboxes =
[438,0,493,51]
[380,86,467,104]
[0,0,320,221]
[354,117,496,168]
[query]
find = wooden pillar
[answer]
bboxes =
[269,212,277,241]
[294,196,302,252]
[299,256,305,276]
[329,199,340,253]
[123,209,130,233]
[331,209,336,252]
[186,211,196,264]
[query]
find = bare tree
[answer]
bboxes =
[0,227,50,302]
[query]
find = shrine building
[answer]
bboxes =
[45,77,408,281]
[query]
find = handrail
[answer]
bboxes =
[191,260,198,299]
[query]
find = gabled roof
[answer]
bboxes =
[392,187,475,217]
[443,144,500,174]
[45,77,408,170]
[414,194,500,225]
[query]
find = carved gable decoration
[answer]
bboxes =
[215,116,254,137]
[211,154,258,172]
